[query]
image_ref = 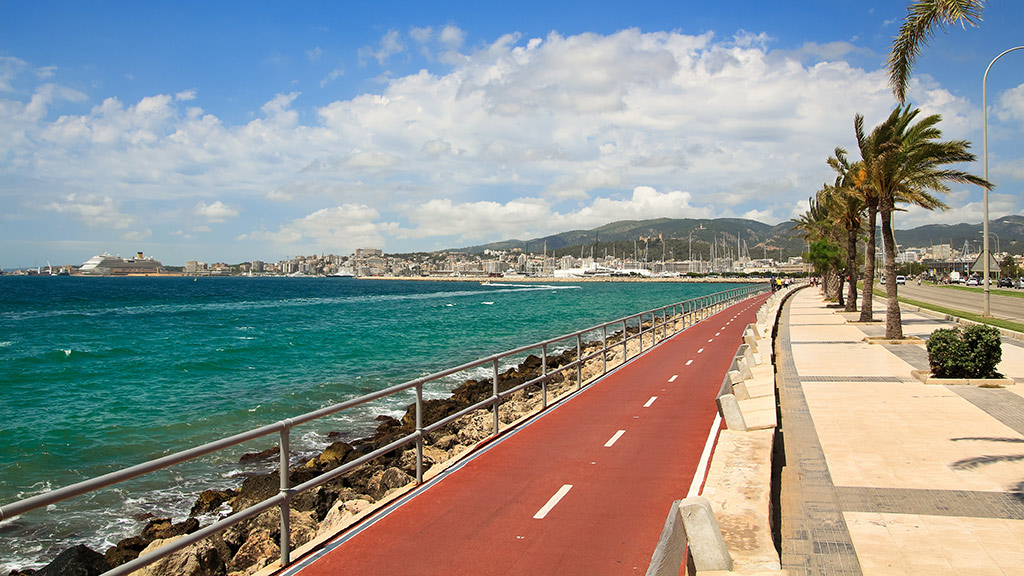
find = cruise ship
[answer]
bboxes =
[79,252,166,276]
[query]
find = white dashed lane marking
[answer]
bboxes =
[668,375,678,383]
[697,348,704,354]
[605,430,626,447]
[685,359,694,366]
[534,484,573,519]
[644,396,658,408]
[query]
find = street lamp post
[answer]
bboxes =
[982,46,1024,316]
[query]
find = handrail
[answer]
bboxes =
[0,282,768,575]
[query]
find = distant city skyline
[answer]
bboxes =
[2,1,1023,270]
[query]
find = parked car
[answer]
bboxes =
[1016,277,1024,289]
[966,276,981,286]
[896,275,906,285]
[998,277,1014,288]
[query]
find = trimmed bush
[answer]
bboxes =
[926,325,1002,379]
[961,324,1003,378]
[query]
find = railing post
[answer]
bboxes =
[622,319,628,361]
[602,325,608,375]
[415,383,424,484]
[541,344,549,409]
[278,424,291,567]
[638,314,645,353]
[576,333,583,390]
[492,358,501,435]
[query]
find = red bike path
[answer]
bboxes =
[285,293,769,576]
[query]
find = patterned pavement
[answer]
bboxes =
[776,287,1024,575]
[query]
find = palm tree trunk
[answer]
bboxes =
[858,202,877,322]
[880,207,903,339]
[845,228,858,312]
[824,270,841,301]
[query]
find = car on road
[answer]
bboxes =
[1016,278,1024,289]
[896,275,906,285]
[966,276,981,286]
[998,277,1014,288]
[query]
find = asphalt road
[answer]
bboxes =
[884,281,1024,324]
[285,293,770,576]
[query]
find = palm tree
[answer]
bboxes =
[888,0,987,103]
[856,105,991,339]
[792,193,845,304]
[853,117,881,323]
[825,148,867,312]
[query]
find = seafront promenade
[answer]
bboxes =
[778,287,1024,575]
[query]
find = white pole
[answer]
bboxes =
[982,46,1024,316]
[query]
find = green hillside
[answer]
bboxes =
[450,215,1024,261]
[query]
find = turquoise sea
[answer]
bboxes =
[0,276,744,571]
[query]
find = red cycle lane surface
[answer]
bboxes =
[289,293,769,576]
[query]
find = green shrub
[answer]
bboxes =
[961,324,1002,378]
[926,325,1002,379]
[926,328,968,378]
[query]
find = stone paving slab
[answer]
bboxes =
[844,512,1024,576]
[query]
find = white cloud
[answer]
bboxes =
[193,200,239,223]
[307,47,323,61]
[320,67,344,88]
[360,30,405,66]
[996,83,1024,125]
[175,89,197,101]
[42,194,134,229]
[244,204,398,253]
[122,229,152,241]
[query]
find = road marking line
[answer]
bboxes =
[534,484,573,519]
[644,396,658,408]
[697,348,704,353]
[715,332,721,336]
[605,430,626,447]
[668,375,678,383]
[688,413,722,498]
[686,359,694,365]
[708,339,714,343]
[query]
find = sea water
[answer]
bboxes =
[0,276,740,571]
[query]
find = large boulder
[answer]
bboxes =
[367,467,414,501]
[316,498,372,539]
[130,534,231,576]
[191,489,236,517]
[105,517,200,568]
[35,544,109,576]
[226,528,278,575]
[302,441,353,472]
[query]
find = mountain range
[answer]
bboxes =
[452,215,1024,261]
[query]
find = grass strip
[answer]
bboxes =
[872,283,1024,332]
[934,284,1024,300]
[898,298,1024,333]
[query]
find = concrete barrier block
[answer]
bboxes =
[743,332,758,354]
[746,323,762,340]
[717,393,747,431]
[646,500,686,576]
[734,357,753,381]
[732,380,750,401]
[678,497,733,572]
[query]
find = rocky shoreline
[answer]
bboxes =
[11,317,674,576]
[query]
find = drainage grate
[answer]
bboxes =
[801,375,916,383]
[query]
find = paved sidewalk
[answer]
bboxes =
[778,287,1024,575]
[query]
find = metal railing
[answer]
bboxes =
[0,283,768,575]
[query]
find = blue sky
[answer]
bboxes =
[2,1,1023,268]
